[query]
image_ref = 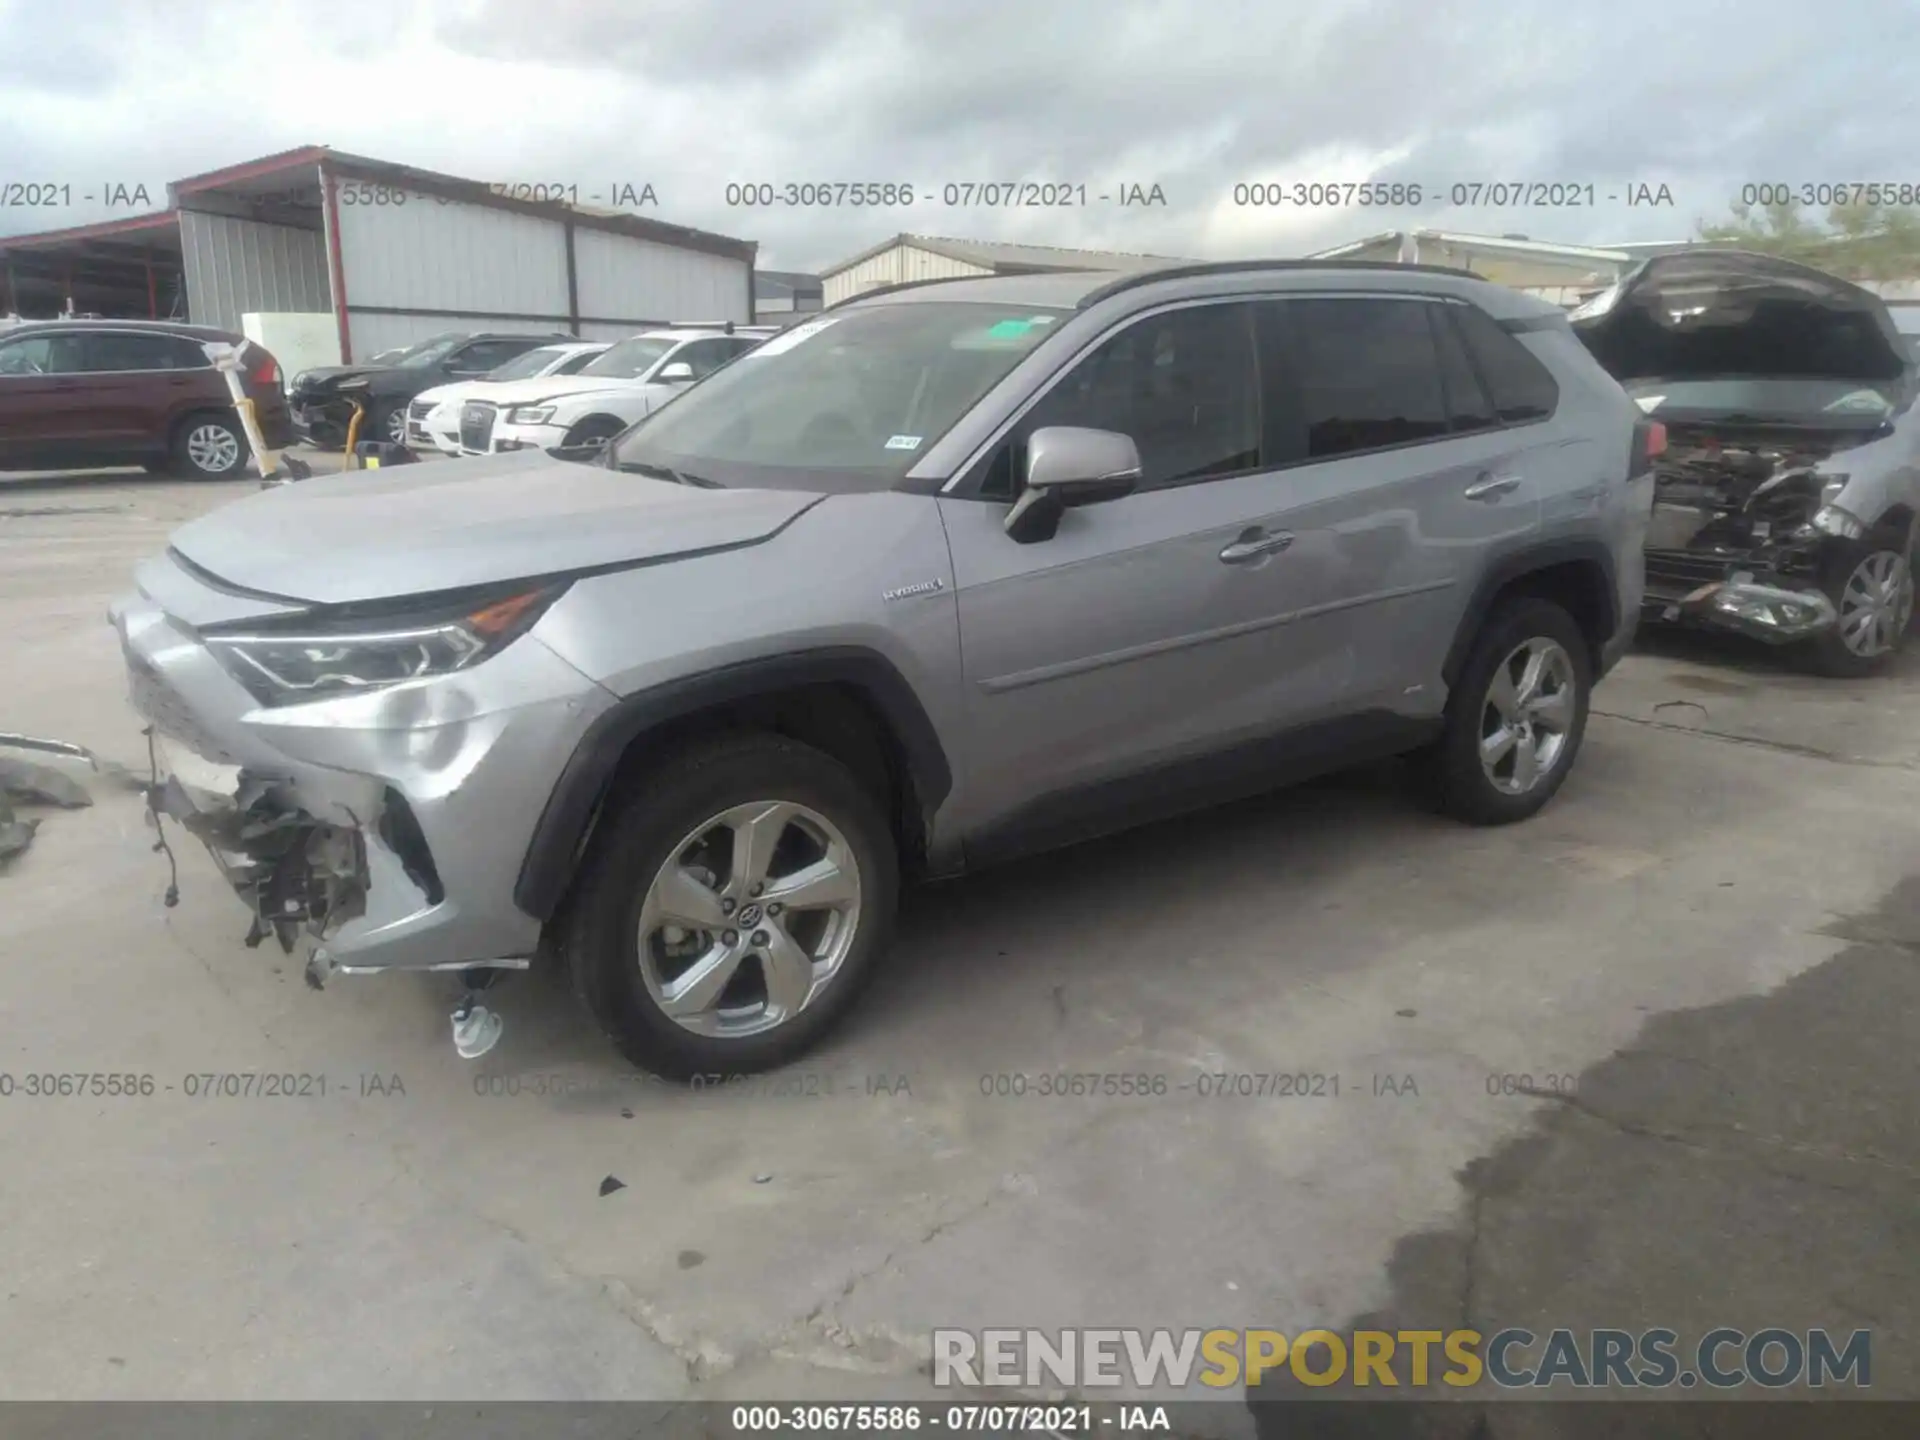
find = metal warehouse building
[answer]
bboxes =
[0,146,757,362]
[818,233,1186,306]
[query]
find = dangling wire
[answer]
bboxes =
[142,726,179,908]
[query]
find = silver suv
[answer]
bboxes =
[113,261,1654,1077]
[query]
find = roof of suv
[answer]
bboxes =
[831,259,1563,322]
[2,318,241,342]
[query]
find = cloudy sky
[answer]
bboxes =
[2,0,1917,272]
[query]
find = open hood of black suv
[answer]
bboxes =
[1570,248,1908,384]
[292,364,395,392]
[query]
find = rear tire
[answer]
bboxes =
[1426,597,1592,825]
[169,412,248,479]
[561,733,899,1080]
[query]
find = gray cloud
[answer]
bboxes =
[3,0,1918,271]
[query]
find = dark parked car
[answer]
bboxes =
[288,331,573,449]
[0,320,291,479]
[1572,249,1918,675]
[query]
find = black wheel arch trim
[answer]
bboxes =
[514,646,953,922]
[1443,538,1620,688]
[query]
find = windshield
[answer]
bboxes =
[582,336,676,379]
[609,303,1069,489]
[487,346,570,382]
[395,332,470,368]
[1625,376,1899,426]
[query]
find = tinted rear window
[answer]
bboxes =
[1452,304,1558,422]
[1430,306,1499,433]
[1271,297,1450,459]
[80,332,210,371]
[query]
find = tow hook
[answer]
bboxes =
[450,966,508,1059]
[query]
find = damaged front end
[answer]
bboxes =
[1572,247,1915,647]
[1642,427,1858,642]
[147,756,369,977]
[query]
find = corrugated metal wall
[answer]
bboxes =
[822,244,991,305]
[336,190,570,320]
[178,209,329,332]
[573,228,749,326]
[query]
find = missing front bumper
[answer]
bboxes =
[147,756,370,955]
[1648,577,1838,644]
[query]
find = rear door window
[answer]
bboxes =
[1452,304,1559,422]
[1430,306,1499,433]
[1266,297,1451,460]
[78,332,209,371]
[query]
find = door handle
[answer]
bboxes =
[1464,472,1522,501]
[1219,529,1294,564]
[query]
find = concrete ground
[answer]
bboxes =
[2,461,1917,1433]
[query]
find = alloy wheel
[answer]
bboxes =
[636,800,863,1038]
[1837,550,1913,658]
[384,408,407,445]
[1478,636,1576,796]
[186,423,240,475]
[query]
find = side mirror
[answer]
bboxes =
[1004,426,1141,544]
[657,361,695,383]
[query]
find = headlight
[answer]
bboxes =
[1811,503,1867,540]
[505,405,555,424]
[203,583,565,707]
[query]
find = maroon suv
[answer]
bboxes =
[0,320,292,479]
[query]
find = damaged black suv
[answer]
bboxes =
[1573,249,1917,675]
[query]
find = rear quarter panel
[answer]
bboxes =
[1524,325,1648,628]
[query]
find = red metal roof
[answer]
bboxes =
[0,210,180,251]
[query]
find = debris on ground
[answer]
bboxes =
[0,758,94,809]
[0,738,99,866]
[0,791,40,862]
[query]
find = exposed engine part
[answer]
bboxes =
[151,768,370,954]
[1643,425,1850,606]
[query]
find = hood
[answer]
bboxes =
[292,364,393,392]
[462,372,649,406]
[166,449,825,606]
[412,380,480,409]
[1572,249,1908,384]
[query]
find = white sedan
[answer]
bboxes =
[406,341,609,455]
[452,326,775,456]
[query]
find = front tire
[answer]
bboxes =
[561,416,626,450]
[1427,597,1592,825]
[1804,537,1914,677]
[561,734,899,1079]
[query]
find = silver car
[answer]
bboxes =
[1571,248,1918,675]
[112,261,1652,1077]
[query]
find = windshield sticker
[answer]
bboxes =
[1634,394,1665,412]
[885,435,923,451]
[752,317,840,357]
[985,319,1037,338]
[1029,315,1057,325]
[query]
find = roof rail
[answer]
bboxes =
[823,274,993,311]
[1075,257,1485,309]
